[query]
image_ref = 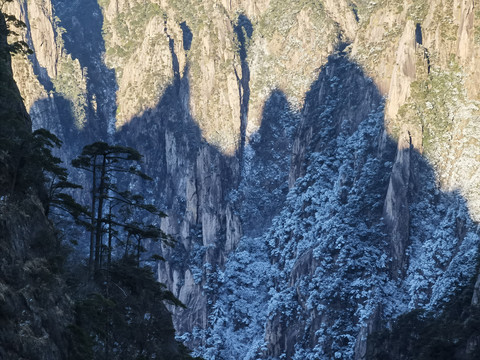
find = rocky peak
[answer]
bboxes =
[6,0,480,358]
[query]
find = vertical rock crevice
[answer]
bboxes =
[164,18,180,80]
[233,13,252,172]
[383,129,413,276]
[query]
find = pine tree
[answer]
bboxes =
[72,142,171,274]
[29,129,87,220]
[0,0,32,56]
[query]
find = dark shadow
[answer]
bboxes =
[180,21,193,51]
[236,90,298,238]
[234,14,253,62]
[259,50,479,359]
[114,62,230,334]
[49,0,116,139]
[26,0,117,257]
[415,23,423,45]
[109,28,293,336]
[233,14,253,170]
[164,19,180,78]
[290,47,390,183]
[350,3,360,23]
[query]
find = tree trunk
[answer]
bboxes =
[107,204,113,269]
[88,155,97,276]
[95,154,107,272]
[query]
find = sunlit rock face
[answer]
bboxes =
[7,0,480,358]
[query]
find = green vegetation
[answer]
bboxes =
[0,7,34,195]
[96,0,110,8]
[0,121,77,201]
[66,142,197,359]
[247,0,337,130]
[397,57,465,155]
[1,124,197,359]
[406,0,429,23]
[0,0,32,56]
[475,9,480,44]
[30,129,87,221]
[256,0,327,38]
[99,1,173,124]
[351,0,404,26]
[1,9,198,356]
[354,21,404,72]
[160,0,210,34]
[72,142,173,274]
[50,17,88,129]
[68,257,196,360]
[52,54,88,128]
[433,0,458,42]
[101,2,164,69]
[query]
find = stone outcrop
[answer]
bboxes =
[0,13,72,357]
[383,128,412,275]
[6,0,480,359]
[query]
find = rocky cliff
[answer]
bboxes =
[5,0,480,359]
[0,9,72,357]
[0,7,195,359]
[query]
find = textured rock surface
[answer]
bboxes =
[0,13,72,357]
[6,0,480,359]
[0,197,73,360]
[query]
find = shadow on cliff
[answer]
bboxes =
[292,48,477,276]
[30,0,116,149]
[109,29,233,334]
[105,15,304,335]
[236,89,298,238]
[166,46,480,359]
[112,13,286,232]
[234,14,253,168]
[259,48,480,359]
[53,0,116,135]
[25,5,480,356]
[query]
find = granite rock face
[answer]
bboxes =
[5,0,480,358]
[0,13,72,357]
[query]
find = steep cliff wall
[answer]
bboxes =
[0,11,72,357]
[6,0,480,359]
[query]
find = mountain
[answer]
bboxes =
[3,0,480,359]
[0,9,73,358]
[0,8,195,360]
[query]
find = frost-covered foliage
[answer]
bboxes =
[260,55,479,359]
[187,237,274,359]
[264,77,393,358]
[233,90,298,237]
[183,90,298,360]
[188,53,479,360]
[403,168,479,310]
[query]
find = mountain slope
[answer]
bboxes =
[0,8,196,360]
[4,0,480,359]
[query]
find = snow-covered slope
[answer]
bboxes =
[188,53,479,359]
[5,0,480,358]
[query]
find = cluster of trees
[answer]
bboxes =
[0,0,32,56]
[3,126,171,275]
[0,122,192,358]
[0,0,34,197]
[367,284,480,359]
[40,136,196,359]
[70,141,173,275]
